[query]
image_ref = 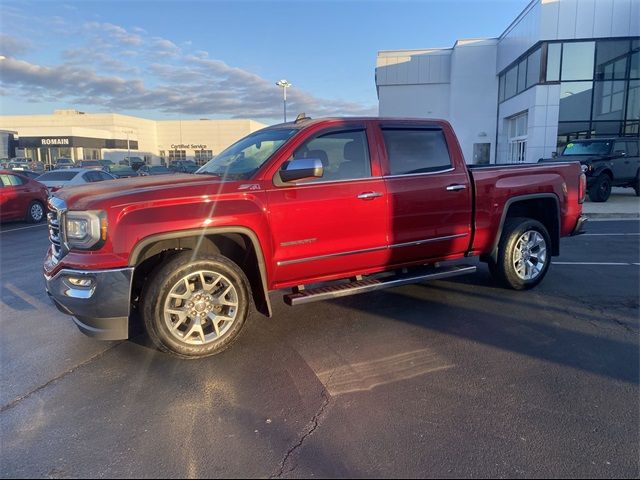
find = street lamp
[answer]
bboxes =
[276,79,292,122]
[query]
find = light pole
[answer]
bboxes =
[276,79,292,122]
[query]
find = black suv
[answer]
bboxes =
[540,138,640,202]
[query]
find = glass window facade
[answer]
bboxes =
[500,38,640,148]
[557,39,639,146]
[561,42,595,80]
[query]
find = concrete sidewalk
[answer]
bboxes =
[583,187,639,219]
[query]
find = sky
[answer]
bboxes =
[0,0,527,124]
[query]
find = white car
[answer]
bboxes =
[36,168,117,192]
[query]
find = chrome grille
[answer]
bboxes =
[48,197,68,261]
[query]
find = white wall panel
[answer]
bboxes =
[557,0,579,38]
[540,0,560,40]
[575,0,596,38]
[593,0,615,36]
[612,0,633,37]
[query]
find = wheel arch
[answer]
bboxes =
[129,227,272,317]
[488,194,560,262]
[593,167,613,179]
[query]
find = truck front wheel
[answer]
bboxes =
[588,173,612,202]
[488,218,551,290]
[141,251,251,358]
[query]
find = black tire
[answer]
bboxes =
[634,174,639,197]
[26,200,44,223]
[487,217,552,290]
[588,173,612,202]
[141,251,252,358]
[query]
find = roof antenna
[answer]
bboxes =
[295,113,311,123]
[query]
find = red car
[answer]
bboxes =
[0,170,48,223]
[44,117,586,358]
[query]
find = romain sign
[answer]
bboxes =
[41,138,70,146]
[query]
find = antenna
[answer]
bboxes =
[295,113,311,123]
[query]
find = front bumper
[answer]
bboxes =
[44,267,134,340]
[571,215,588,236]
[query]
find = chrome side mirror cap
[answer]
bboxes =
[280,158,324,183]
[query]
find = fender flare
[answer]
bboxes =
[129,226,272,317]
[489,193,561,262]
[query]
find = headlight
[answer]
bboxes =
[65,211,107,249]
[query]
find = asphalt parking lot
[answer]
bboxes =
[1,220,638,478]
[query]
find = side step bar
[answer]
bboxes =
[283,264,476,306]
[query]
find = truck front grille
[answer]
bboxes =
[47,197,68,261]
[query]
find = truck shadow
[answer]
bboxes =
[319,272,639,385]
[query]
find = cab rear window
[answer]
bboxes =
[381,128,452,175]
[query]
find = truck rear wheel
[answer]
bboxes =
[141,251,251,358]
[488,217,551,290]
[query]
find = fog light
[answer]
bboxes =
[66,276,94,287]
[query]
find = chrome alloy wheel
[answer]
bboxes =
[163,270,239,345]
[513,230,547,281]
[31,203,44,222]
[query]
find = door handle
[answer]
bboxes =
[446,184,467,191]
[357,191,383,200]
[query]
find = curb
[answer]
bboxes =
[586,213,640,220]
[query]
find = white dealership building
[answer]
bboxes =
[0,109,266,167]
[376,0,640,164]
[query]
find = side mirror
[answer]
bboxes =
[551,151,558,158]
[280,158,324,183]
[614,150,627,157]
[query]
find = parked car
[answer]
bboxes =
[539,137,640,202]
[36,168,116,192]
[76,160,105,170]
[169,160,199,173]
[54,158,75,170]
[44,117,586,358]
[119,157,146,170]
[107,165,139,178]
[138,165,173,176]
[99,159,115,169]
[8,157,45,173]
[0,170,48,223]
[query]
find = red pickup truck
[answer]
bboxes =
[44,117,587,358]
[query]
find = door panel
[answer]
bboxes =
[379,126,473,263]
[267,178,389,287]
[0,175,21,220]
[385,170,472,263]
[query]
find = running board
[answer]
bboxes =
[283,265,476,306]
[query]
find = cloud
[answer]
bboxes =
[84,22,143,46]
[1,53,375,119]
[0,23,376,120]
[0,34,32,56]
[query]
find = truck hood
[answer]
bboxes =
[53,173,236,210]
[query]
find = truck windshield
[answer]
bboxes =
[197,128,297,179]
[562,141,612,156]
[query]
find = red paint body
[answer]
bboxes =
[44,118,584,292]
[0,170,48,222]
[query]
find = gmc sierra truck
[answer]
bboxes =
[44,117,587,358]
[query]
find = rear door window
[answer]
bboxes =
[381,128,452,175]
[626,141,639,157]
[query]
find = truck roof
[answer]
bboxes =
[264,116,452,130]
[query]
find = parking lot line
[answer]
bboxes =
[582,233,640,236]
[0,224,48,233]
[553,261,638,266]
